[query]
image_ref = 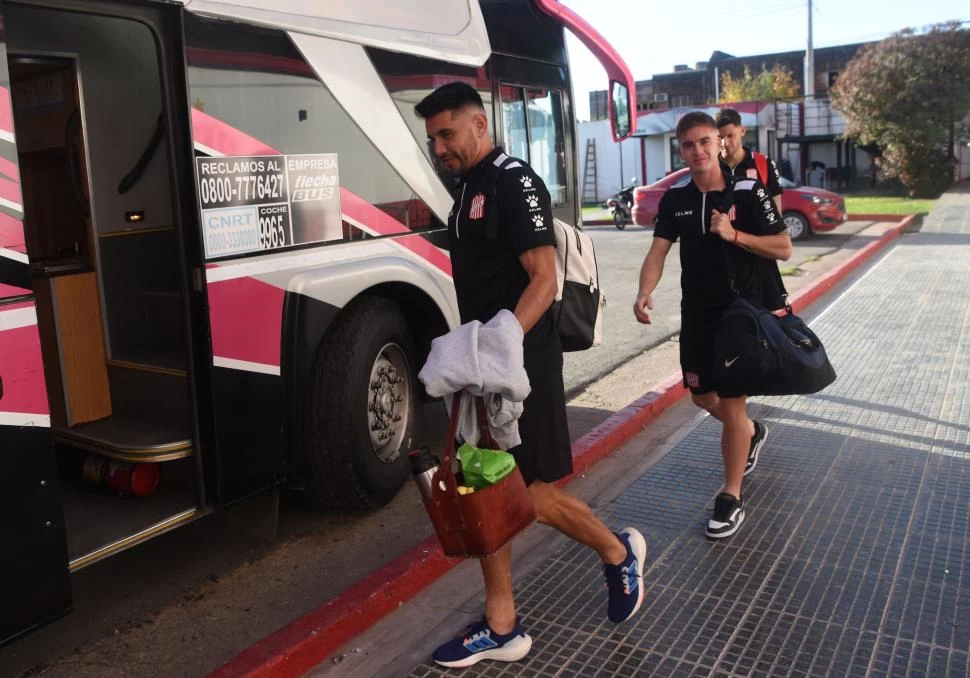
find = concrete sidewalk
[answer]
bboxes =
[313,187,969,677]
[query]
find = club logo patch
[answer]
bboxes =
[746,168,759,180]
[684,371,700,388]
[468,193,486,220]
[728,205,737,221]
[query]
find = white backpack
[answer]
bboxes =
[552,218,604,351]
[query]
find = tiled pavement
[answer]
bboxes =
[407,187,970,677]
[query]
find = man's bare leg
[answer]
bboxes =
[692,392,754,497]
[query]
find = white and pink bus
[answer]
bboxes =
[0,0,635,644]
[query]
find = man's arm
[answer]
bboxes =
[514,245,558,333]
[710,210,792,261]
[633,237,673,324]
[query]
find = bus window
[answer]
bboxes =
[365,46,494,192]
[185,15,443,256]
[526,88,567,207]
[500,85,529,163]
[500,84,567,207]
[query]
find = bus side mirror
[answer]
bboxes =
[610,81,631,141]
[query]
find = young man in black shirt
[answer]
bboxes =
[633,112,792,538]
[416,82,645,669]
[717,107,789,314]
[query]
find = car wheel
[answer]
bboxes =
[783,211,811,241]
[613,211,626,230]
[300,295,417,509]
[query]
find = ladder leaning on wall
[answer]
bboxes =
[581,138,598,205]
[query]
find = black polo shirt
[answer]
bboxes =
[724,147,783,197]
[445,147,558,368]
[654,168,787,323]
[724,148,787,310]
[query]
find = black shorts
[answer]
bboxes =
[508,365,573,485]
[680,318,746,399]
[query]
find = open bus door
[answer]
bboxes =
[0,3,73,641]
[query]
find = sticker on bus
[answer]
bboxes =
[196,153,342,259]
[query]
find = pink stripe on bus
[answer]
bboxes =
[207,276,285,368]
[0,320,50,416]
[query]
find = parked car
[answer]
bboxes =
[632,169,848,241]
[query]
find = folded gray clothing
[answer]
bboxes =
[419,309,530,401]
[420,309,530,448]
[444,392,523,450]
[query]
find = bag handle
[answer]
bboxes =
[713,170,791,311]
[430,392,502,530]
[430,392,465,531]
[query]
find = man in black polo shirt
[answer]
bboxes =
[633,112,792,539]
[717,107,789,316]
[415,82,645,669]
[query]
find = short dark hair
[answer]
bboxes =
[714,108,743,128]
[675,111,717,139]
[414,82,485,119]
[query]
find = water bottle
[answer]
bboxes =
[408,446,440,499]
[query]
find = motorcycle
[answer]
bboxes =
[606,178,638,230]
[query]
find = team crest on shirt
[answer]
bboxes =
[727,205,737,221]
[468,193,486,220]
[746,168,759,180]
[684,371,700,388]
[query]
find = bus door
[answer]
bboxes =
[0,0,210,630]
[491,56,576,226]
[0,3,72,644]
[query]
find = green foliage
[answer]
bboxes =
[719,64,801,103]
[831,22,970,198]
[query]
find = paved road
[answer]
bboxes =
[562,220,875,395]
[0,218,888,678]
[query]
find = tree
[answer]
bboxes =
[831,22,970,197]
[719,64,801,103]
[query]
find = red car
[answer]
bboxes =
[632,168,847,240]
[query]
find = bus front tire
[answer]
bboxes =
[300,295,417,509]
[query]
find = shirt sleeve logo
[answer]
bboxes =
[531,214,546,231]
[519,175,533,189]
[468,193,486,220]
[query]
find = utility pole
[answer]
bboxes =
[804,0,815,98]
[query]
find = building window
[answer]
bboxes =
[673,95,691,107]
[669,137,686,172]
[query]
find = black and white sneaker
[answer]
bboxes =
[706,492,745,539]
[744,421,768,477]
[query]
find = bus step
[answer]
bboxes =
[54,416,192,463]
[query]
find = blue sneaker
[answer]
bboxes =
[432,617,532,668]
[604,527,647,623]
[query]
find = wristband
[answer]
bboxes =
[733,228,739,244]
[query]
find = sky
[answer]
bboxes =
[562,0,969,121]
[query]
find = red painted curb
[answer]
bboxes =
[210,216,910,678]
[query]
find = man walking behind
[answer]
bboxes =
[717,107,790,315]
[633,112,792,538]
[416,82,646,669]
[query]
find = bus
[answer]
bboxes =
[0,0,635,645]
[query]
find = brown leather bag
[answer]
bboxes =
[422,391,536,558]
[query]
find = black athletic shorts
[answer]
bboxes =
[680,317,746,399]
[509,364,573,485]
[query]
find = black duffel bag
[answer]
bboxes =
[711,179,836,397]
[713,296,836,396]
